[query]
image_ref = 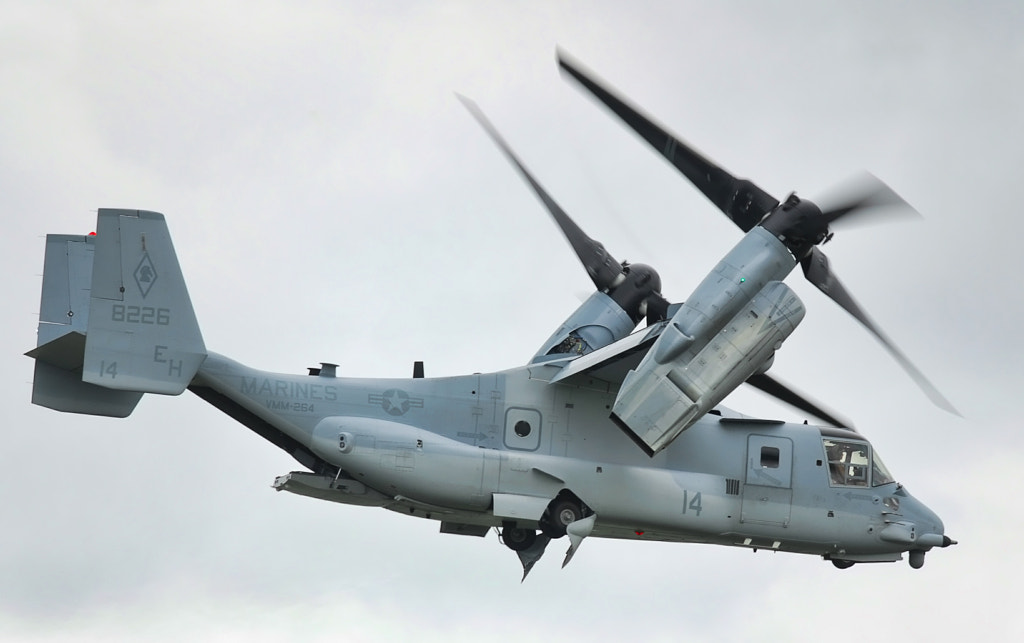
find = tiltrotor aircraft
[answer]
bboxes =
[26,52,956,579]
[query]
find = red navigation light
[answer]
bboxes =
[88,232,96,236]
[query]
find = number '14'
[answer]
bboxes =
[682,490,702,516]
[99,360,118,379]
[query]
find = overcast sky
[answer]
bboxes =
[3,1,1022,641]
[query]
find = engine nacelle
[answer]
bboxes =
[532,291,638,361]
[611,280,805,455]
[309,416,498,511]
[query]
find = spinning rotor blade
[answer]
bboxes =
[801,248,960,415]
[458,94,624,291]
[818,172,921,227]
[557,49,779,232]
[556,51,955,414]
[746,373,852,429]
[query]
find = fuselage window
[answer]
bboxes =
[514,420,532,438]
[760,446,780,468]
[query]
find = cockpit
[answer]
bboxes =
[822,438,895,487]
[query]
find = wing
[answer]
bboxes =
[548,322,666,386]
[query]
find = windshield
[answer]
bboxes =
[871,449,895,486]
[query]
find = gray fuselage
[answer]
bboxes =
[191,351,944,564]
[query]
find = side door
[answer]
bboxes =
[740,434,794,526]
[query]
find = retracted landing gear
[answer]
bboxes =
[537,492,597,569]
[500,522,538,552]
[500,521,552,582]
[832,559,855,570]
[539,496,585,539]
[506,493,595,581]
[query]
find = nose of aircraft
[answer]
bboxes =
[894,489,957,568]
[904,492,944,534]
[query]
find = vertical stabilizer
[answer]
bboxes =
[82,210,206,394]
[27,233,144,416]
[27,210,206,416]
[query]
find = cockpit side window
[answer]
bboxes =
[823,439,870,487]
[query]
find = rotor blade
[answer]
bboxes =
[557,49,779,232]
[458,94,624,291]
[819,172,921,227]
[801,247,960,415]
[746,373,853,429]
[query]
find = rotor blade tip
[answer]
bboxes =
[455,93,476,111]
[555,48,585,77]
[928,390,962,418]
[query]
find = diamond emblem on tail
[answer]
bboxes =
[134,253,158,298]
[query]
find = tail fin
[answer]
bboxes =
[27,209,206,416]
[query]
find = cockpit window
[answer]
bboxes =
[821,439,896,487]
[823,439,870,487]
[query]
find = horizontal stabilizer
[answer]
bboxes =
[26,330,87,371]
[32,360,143,417]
